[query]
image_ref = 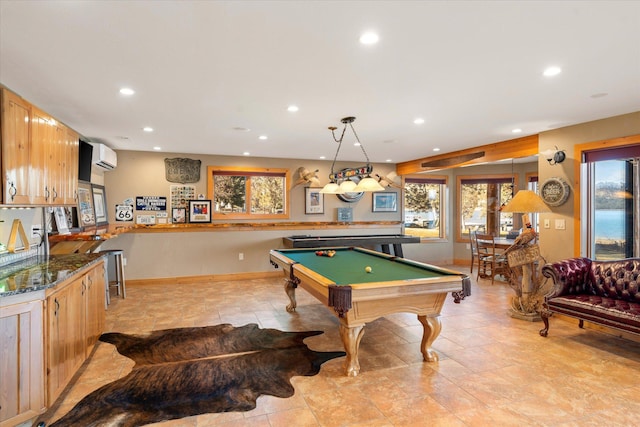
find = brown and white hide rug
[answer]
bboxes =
[47,323,345,427]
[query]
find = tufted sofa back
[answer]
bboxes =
[591,258,640,302]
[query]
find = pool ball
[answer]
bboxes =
[365,266,372,273]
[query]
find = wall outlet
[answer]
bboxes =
[31,225,42,238]
[238,253,244,261]
[123,258,127,266]
[544,219,550,229]
[465,244,470,250]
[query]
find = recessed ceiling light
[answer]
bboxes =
[433,147,440,152]
[385,159,392,162]
[243,151,250,156]
[117,136,130,140]
[143,127,154,132]
[591,92,608,98]
[287,105,299,112]
[354,142,361,147]
[153,146,161,151]
[543,66,562,77]
[233,127,251,132]
[119,88,135,96]
[259,135,268,140]
[414,118,425,125]
[319,156,326,160]
[512,128,522,133]
[359,32,379,45]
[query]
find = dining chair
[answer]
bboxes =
[469,231,487,275]
[475,233,507,284]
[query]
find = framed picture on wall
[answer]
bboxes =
[91,184,109,226]
[372,192,397,212]
[76,181,96,228]
[305,187,324,214]
[172,207,187,223]
[188,200,212,223]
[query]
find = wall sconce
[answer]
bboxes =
[320,117,385,194]
[542,146,566,165]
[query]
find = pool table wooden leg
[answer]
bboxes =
[418,315,441,362]
[284,279,297,312]
[339,323,365,377]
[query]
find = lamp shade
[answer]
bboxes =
[354,176,385,192]
[501,190,551,213]
[320,182,345,194]
[339,179,358,192]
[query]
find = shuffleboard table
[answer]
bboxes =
[269,247,470,376]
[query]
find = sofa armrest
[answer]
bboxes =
[541,257,593,299]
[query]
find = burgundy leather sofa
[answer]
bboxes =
[540,257,640,337]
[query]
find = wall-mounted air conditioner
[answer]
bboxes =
[91,143,117,170]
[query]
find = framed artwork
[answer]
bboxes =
[305,187,324,214]
[91,184,109,226]
[53,207,70,235]
[172,207,187,223]
[77,181,96,228]
[188,200,212,223]
[372,192,398,212]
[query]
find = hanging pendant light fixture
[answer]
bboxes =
[320,116,385,194]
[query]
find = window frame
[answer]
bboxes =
[207,166,290,220]
[456,174,519,242]
[403,175,448,242]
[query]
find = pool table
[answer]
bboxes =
[269,247,470,376]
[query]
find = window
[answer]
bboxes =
[457,175,517,240]
[581,144,639,260]
[526,174,540,231]
[207,166,290,219]
[404,176,447,240]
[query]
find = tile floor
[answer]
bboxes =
[41,268,640,427]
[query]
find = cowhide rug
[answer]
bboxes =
[46,323,345,427]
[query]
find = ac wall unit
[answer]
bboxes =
[91,143,117,170]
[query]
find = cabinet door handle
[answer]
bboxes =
[88,275,93,289]
[45,186,50,200]
[52,187,58,201]
[82,281,86,295]
[54,298,60,316]
[8,181,17,201]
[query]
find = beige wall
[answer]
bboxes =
[538,111,640,263]
[100,151,403,279]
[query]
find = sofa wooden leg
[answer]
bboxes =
[579,319,584,329]
[539,307,551,337]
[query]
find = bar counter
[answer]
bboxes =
[0,253,105,298]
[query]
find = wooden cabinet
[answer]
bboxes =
[84,262,106,353]
[0,89,32,204]
[0,297,45,427]
[45,260,105,406]
[0,88,80,205]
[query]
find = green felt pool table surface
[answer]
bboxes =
[272,247,459,286]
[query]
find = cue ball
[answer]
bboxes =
[365,266,372,273]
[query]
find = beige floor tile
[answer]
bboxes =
[40,267,640,427]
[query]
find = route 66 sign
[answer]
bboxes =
[115,204,134,222]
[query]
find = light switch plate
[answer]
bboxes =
[555,219,566,230]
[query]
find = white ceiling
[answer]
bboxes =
[1,1,639,164]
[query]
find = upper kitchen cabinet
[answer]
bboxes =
[1,88,32,204]
[1,88,80,206]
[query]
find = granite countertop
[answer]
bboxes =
[0,253,105,298]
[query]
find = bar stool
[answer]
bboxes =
[100,249,126,301]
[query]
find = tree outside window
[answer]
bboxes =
[458,175,516,239]
[404,177,446,239]
[207,167,289,219]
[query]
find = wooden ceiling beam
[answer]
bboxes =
[396,134,539,175]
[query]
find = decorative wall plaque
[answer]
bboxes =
[540,177,571,207]
[164,158,201,183]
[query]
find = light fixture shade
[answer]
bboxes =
[320,182,344,194]
[354,176,385,192]
[501,190,551,213]
[338,179,358,192]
